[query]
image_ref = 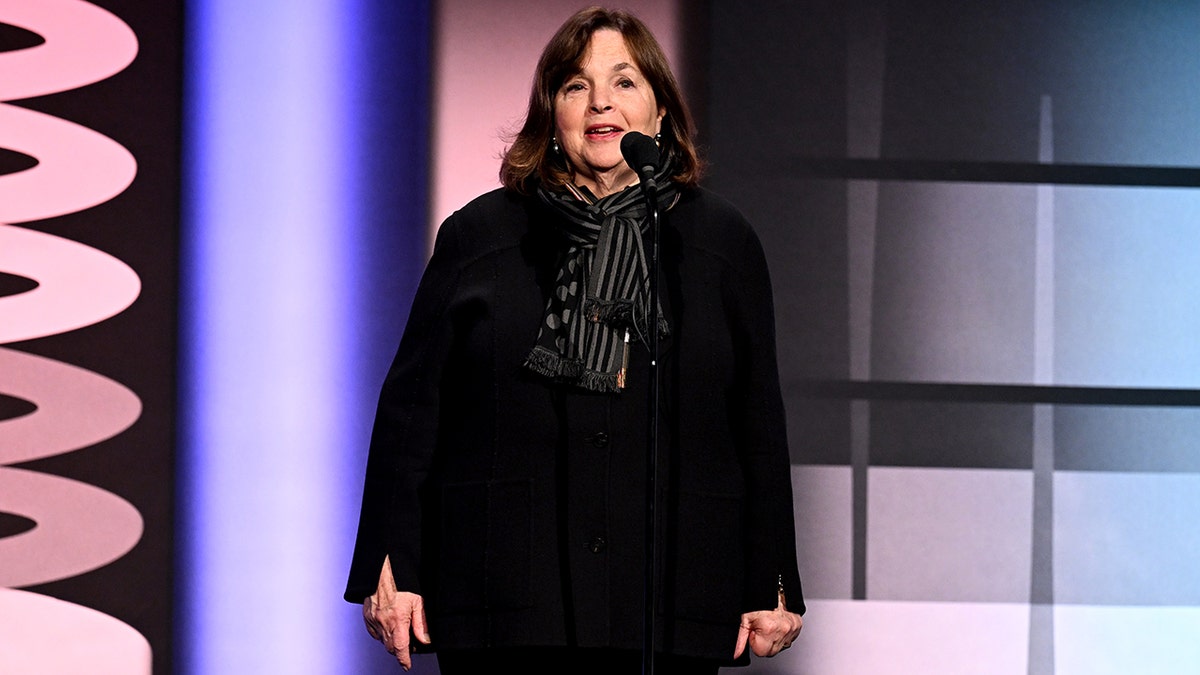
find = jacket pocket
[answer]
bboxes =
[665,489,746,621]
[436,478,533,613]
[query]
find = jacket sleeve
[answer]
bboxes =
[728,223,806,616]
[344,216,464,602]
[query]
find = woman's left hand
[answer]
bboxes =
[733,599,803,659]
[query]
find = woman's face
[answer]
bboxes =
[554,29,664,198]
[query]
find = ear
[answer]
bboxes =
[656,108,666,135]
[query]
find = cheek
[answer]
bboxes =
[555,99,584,133]
[639,95,661,128]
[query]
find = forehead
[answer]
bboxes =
[578,29,637,72]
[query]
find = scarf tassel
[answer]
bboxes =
[524,345,623,393]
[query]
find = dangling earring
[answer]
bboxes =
[654,133,662,146]
[552,137,561,154]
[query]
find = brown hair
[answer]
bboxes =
[499,6,703,194]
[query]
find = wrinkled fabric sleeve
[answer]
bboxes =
[344,216,463,602]
[727,223,805,616]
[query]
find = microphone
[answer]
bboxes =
[621,131,660,194]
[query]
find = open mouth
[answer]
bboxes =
[586,125,622,136]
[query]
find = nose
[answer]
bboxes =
[589,88,613,113]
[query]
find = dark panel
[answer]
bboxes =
[870,399,1033,469]
[787,158,1200,188]
[696,2,857,467]
[786,396,852,465]
[880,0,1047,163]
[1057,406,1200,473]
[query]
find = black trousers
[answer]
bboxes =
[436,647,723,675]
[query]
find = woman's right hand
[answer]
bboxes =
[362,556,431,671]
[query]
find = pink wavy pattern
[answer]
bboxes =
[0,1,149,672]
[0,588,151,674]
[0,225,140,343]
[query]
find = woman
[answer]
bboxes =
[346,7,804,673]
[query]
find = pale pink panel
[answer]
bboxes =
[758,599,1030,675]
[0,105,138,224]
[0,225,141,343]
[432,0,680,235]
[0,588,150,675]
[0,348,142,465]
[0,0,138,100]
[0,467,144,587]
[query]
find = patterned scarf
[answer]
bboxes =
[525,166,678,393]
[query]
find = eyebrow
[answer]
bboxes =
[562,61,637,85]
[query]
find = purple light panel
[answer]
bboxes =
[180,1,369,671]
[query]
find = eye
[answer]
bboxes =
[562,81,585,94]
[617,78,635,88]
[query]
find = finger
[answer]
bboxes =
[733,623,749,659]
[362,600,382,640]
[381,629,414,671]
[381,625,403,657]
[390,629,412,656]
[379,607,410,645]
[783,622,800,649]
[362,612,380,640]
[411,598,432,645]
[749,630,776,657]
[781,628,796,651]
[396,643,413,671]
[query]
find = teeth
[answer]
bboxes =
[589,127,618,134]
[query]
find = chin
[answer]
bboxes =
[585,153,625,173]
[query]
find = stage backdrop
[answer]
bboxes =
[0,0,180,673]
[5,1,1199,674]
[698,0,1200,673]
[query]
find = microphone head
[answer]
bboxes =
[620,131,660,174]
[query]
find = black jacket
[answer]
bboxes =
[345,186,803,661]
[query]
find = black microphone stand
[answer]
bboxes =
[621,130,664,675]
[640,171,661,675]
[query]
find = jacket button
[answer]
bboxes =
[587,536,606,554]
[587,432,610,448]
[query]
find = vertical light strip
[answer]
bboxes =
[1028,93,1056,675]
[844,0,887,602]
[180,1,364,672]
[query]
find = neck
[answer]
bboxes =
[575,167,638,200]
